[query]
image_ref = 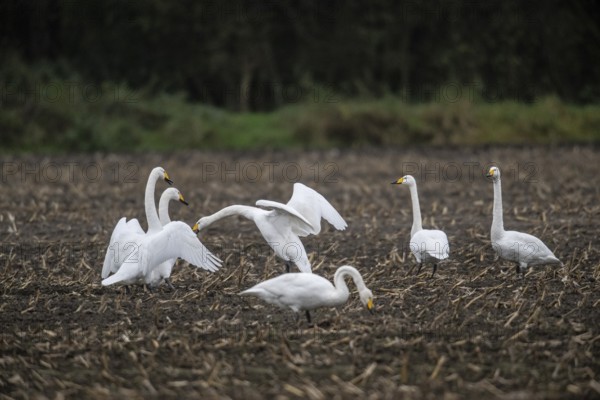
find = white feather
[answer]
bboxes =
[240,265,373,315]
[102,221,221,286]
[488,166,562,272]
[197,184,346,274]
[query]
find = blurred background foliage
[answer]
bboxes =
[1,0,599,151]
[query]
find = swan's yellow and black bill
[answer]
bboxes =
[192,222,199,233]
[367,298,374,313]
[486,168,495,177]
[391,177,404,185]
[178,193,189,206]
[164,171,173,185]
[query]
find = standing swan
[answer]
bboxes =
[391,175,449,277]
[101,166,172,279]
[487,166,562,276]
[240,265,374,323]
[144,188,189,289]
[193,183,347,273]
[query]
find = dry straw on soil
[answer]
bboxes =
[0,147,598,399]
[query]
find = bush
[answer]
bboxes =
[1,59,599,152]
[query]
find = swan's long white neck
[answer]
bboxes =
[408,184,423,237]
[145,171,162,232]
[491,177,504,239]
[158,195,172,226]
[202,205,261,229]
[332,266,368,305]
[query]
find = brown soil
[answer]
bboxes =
[1,146,599,399]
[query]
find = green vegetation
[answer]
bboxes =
[2,92,599,153]
[1,1,599,151]
[1,58,599,153]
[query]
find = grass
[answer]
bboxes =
[2,59,600,152]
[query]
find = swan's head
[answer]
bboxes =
[172,188,189,205]
[178,191,188,205]
[486,166,501,181]
[192,217,209,234]
[359,288,375,314]
[153,166,173,185]
[391,175,416,186]
[162,187,188,205]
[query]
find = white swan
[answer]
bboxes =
[144,188,189,289]
[101,166,172,279]
[487,166,562,276]
[193,183,347,273]
[101,221,222,287]
[391,175,449,277]
[240,265,374,323]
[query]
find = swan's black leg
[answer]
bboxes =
[305,310,312,324]
[515,263,521,276]
[430,264,437,278]
[416,263,423,275]
[165,278,175,291]
[124,285,131,295]
[285,261,292,273]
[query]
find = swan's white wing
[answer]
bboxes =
[126,218,145,235]
[251,209,312,273]
[102,218,147,278]
[500,231,561,266]
[141,221,222,274]
[102,217,129,278]
[286,183,347,236]
[410,229,450,262]
[101,250,144,286]
[255,199,314,233]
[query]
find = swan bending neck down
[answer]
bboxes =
[391,175,449,278]
[487,166,562,276]
[240,265,374,324]
[193,183,348,274]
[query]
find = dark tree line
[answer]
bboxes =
[1,0,599,111]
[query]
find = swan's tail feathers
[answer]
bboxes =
[193,251,222,273]
[101,259,140,286]
[422,246,449,262]
[548,255,563,266]
[294,258,312,273]
[429,249,450,261]
[102,274,123,287]
[101,217,128,279]
[239,288,263,297]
